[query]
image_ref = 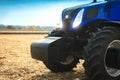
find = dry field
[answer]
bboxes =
[0,30,50,34]
[0,34,87,80]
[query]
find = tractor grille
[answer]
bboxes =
[62,8,77,31]
[84,6,100,21]
[63,19,71,31]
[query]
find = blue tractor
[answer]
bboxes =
[31,0,120,80]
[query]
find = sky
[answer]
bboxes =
[0,0,90,26]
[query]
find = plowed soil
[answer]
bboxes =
[0,34,87,80]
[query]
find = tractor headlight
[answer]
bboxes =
[73,9,84,28]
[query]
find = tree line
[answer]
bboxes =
[0,24,55,30]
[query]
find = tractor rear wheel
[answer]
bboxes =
[83,26,120,80]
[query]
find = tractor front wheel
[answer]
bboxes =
[44,55,79,72]
[83,26,120,80]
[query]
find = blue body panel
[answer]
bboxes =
[110,1,120,21]
[62,1,120,30]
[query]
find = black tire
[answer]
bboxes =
[44,56,79,72]
[48,29,64,37]
[46,30,79,72]
[83,26,120,80]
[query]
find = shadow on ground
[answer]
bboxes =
[30,70,88,80]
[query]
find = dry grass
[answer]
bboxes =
[0,34,86,80]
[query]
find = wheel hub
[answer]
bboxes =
[60,56,74,65]
[105,47,120,69]
[105,40,120,77]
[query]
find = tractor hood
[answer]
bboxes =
[62,2,105,20]
[62,3,89,20]
[62,1,107,31]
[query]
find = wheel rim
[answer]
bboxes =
[105,40,120,77]
[60,56,74,65]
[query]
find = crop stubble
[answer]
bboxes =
[0,34,86,80]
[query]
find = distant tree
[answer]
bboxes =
[17,26,22,29]
[27,25,36,30]
[7,25,16,29]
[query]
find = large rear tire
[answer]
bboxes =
[44,55,79,72]
[83,26,120,80]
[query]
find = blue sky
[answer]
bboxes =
[0,0,90,26]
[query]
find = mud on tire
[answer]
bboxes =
[83,26,120,80]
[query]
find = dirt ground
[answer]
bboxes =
[0,34,87,80]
